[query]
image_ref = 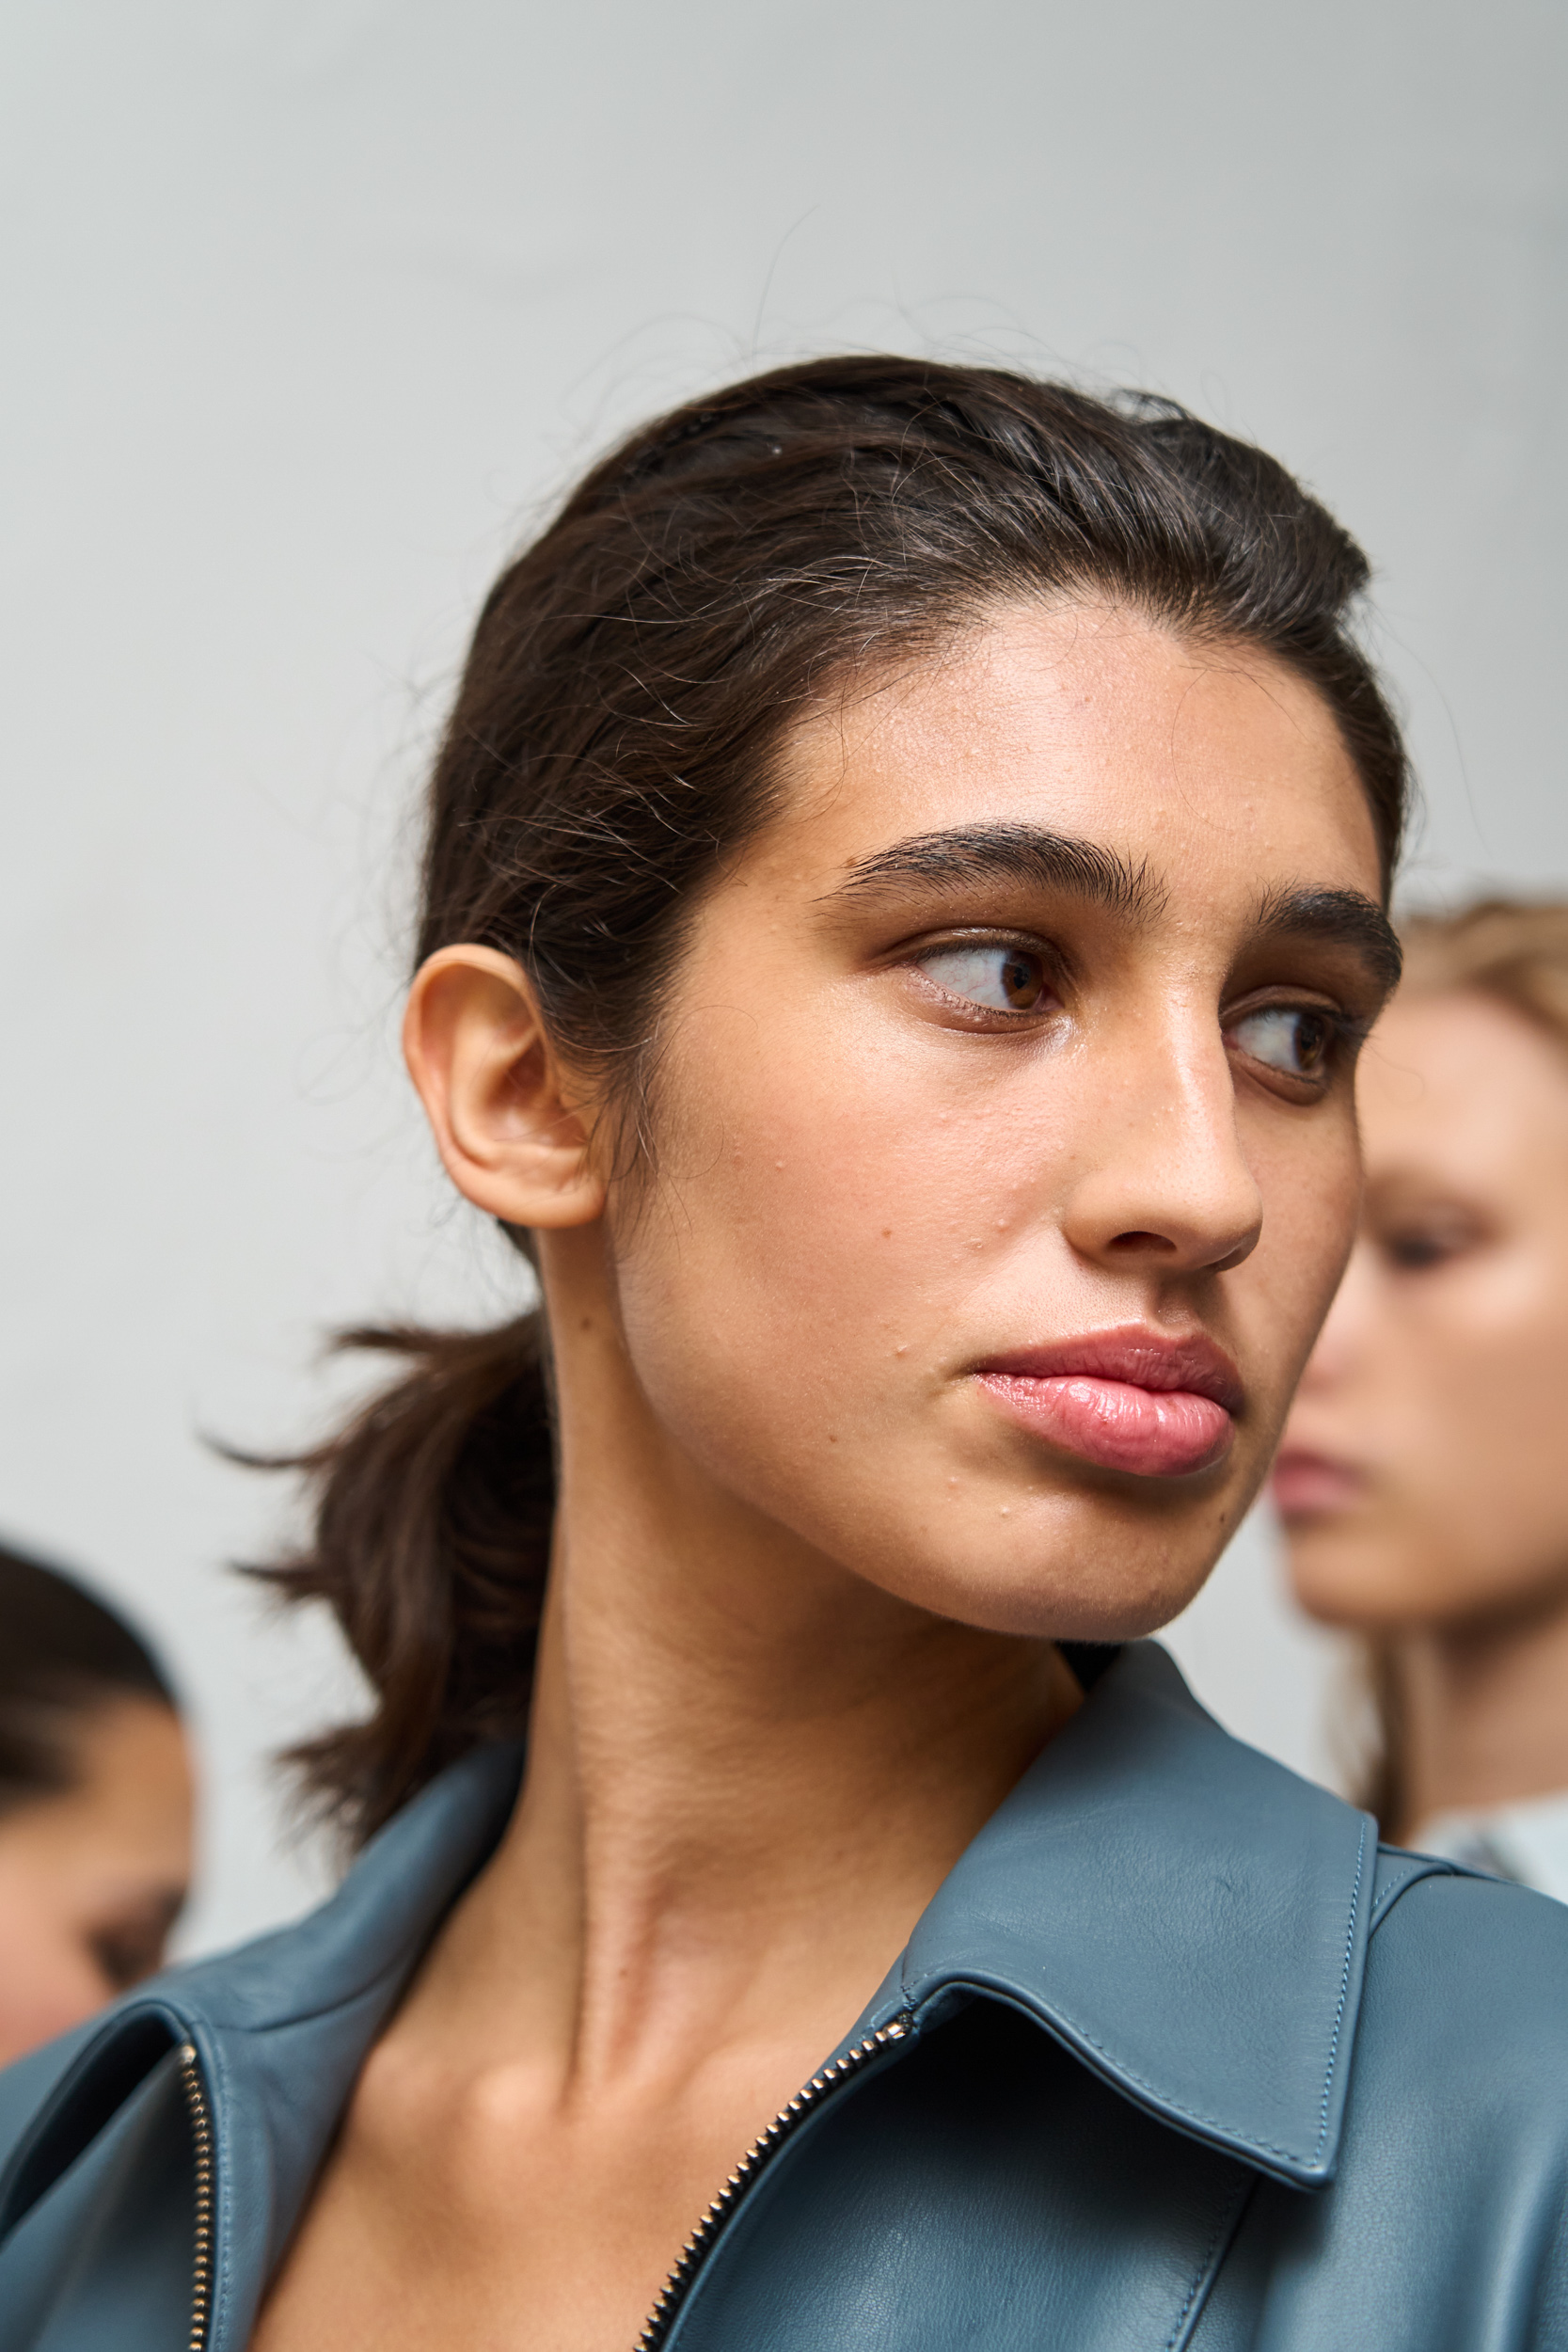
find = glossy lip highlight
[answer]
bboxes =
[973,1326,1244,1479]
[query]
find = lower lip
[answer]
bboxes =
[1271,1455,1365,1517]
[977,1373,1234,1478]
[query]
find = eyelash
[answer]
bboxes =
[904,933,1366,1087]
[1224,1000,1368,1094]
[910,935,1064,1019]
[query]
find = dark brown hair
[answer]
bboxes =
[1347,897,1568,1837]
[0,1541,178,1817]
[260,355,1411,1842]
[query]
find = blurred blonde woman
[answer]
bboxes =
[1276,898,1568,1891]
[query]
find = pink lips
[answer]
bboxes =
[974,1327,1243,1479]
[1270,1449,1366,1518]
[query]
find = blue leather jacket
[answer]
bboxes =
[4,1642,1567,2350]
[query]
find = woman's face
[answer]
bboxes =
[1277,986,1568,1633]
[0,1696,193,2067]
[590,600,1392,1639]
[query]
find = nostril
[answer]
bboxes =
[1108,1231,1178,1253]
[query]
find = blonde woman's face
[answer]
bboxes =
[1278,987,1568,1631]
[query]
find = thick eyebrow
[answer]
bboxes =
[1253,885,1403,995]
[827,824,1164,919]
[824,829,1402,993]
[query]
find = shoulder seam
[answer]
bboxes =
[1369,1851,1459,1934]
[1312,1820,1365,2162]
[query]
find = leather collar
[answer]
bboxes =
[0,1641,1372,2336]
[887,1642,1370,2189]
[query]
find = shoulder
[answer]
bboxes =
[1370,1842,1568,1974]
[1359,1849,1568,2112]
[1,1745,526,2250]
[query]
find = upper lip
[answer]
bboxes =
[974,1326,1244,1416]
[1274,1444,1363,1476]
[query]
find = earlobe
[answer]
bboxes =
[402,946,607,1229]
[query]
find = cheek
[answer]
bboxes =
[1402,1252,1568,1584]
[608,988,1373,1637]
[0,1857,111,2065]
[1295,1243,1568,1626]
[1240,1114,1363,1407]
[1397,1254,1567,1471]
[615,1017,1005,1449]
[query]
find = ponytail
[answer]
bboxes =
[252,1316,554,1842]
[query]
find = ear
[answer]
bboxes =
[403,946,606,1229]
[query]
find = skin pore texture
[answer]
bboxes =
[252,601,1392,2352]
[0,1696,192,2068]
[1277,987,1568,1837]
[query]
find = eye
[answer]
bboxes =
[86,1896,182,1990]
[1377,1213,1481,1273]
[1227,1004,1338,1084]
[916,944,1053,1013]
[1386,1231,1453,1271]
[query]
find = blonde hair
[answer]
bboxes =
[1399,898,1568,1043]
[1351,895,1568,1836]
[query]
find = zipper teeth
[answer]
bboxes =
[635,2012,911,2352]
[179,2042,215,2352]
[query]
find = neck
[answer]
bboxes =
[1393,1585,1568,1840]
[413,1241,1080,2098]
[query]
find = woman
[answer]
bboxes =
[1277,898,1568,1892]
[2,358,1564,2351]
[0,1542,193,2067]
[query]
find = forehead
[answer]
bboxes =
[1362,990,1568,1179]
[771,599,1382,903]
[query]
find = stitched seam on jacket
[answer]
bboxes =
[908,1984,1318,2168]
[186,1940,427,2037]
[1368,1883,1405,1931]
[1164,2173,1255,2352]
[0,2004,179,2235]
[1313,1819,1366,2164]
[897,1813,1376,2174]
[243,1952,417,2036]
[907,1817,1370,2177]
[206,2025,235,2352]
[1368,1858,1457,1933]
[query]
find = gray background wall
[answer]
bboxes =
[3,0,1563,1952]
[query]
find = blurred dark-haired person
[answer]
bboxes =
[0,1543,193,2064]
[1277,899,1568,1890]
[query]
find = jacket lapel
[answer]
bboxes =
[0,1645,1375,2349]
[0,1742,524,2351]
[892,1643,1372,2186]
[666,1647,1372,2350]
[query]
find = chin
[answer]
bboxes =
[1285,1531,1436,1635]
[852,1496,1231,1646]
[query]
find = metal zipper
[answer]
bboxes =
[179,2041,215,2352]
[635,2011,912,2352]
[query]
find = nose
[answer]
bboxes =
[1058,1017,1263,1279]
